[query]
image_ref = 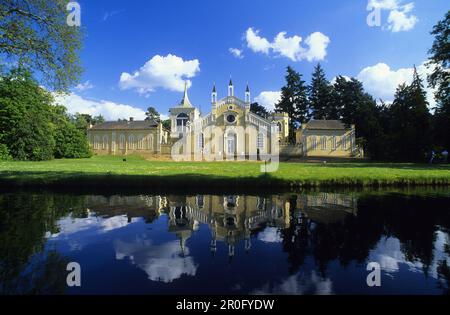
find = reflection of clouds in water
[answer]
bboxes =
[48,214,139,251]
[252,271,333,295]
[115,239,197,283]
[257,227,282,243]
[369,232,450,279]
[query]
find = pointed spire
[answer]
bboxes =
[229,77,233,86]
[180,81,193,107]
[246,82,250,92]
[212,82,216,93]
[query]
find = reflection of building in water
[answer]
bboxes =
[296,193,358,224]
[85,195,167,223]
[85,193,358,258]
[165,195,291,258]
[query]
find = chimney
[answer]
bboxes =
[129,117,134,122]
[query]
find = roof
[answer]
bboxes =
[90,120,159,130]
[304,120,349,130]
[178,81,193,107]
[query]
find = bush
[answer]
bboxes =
[0,144,12,160]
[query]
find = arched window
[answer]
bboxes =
[342,135,347,150]
[94,135,100,150]
[257,132,264,149]
[128,135,136,150]
[176,113,189,132]
[197,133,204,150]
[102,135,109,150]
[311,136,317,150]
[148,134,154,151]
[137,134,144,150]
[321,136,327,150]
[331,136,337,150]
[277,122,282,132]
[119,134,125,150]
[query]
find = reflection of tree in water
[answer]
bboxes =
[281,193,450,288]
[0,193,86,294]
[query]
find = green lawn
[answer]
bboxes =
[0,155,450,189]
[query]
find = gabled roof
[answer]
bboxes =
[90,120,159,130]
[304,120,349,130]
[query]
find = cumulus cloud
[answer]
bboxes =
[54,92,147,120]
[356,61,436,107]
[254,91,282,111]
[245,27,330,62]
[252,271,333,295]
[119,54,200,95]
[229,48,244,59]
[75,80,94,92]
[257,227,283,243]
[367,0,418,32]
[115,239,197,283]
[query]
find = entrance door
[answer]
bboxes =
[227,134,236,156]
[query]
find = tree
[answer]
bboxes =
[0,68,91,160]
[145,106,160,122]
[52,106,92,159]
[332,76,385,159]
[250,102,269,118]
[0,0,83,91]
[162,119,171,130]
[309,64,336,120]
[276,66,309,142]
[0,68,56,160]
[428,11,450,150]
[386,68,431,161]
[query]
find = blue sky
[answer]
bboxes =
[59,0,449,120]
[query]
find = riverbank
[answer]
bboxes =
[0,156,449,190]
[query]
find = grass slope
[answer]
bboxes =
[0,155,449,189]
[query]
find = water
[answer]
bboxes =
[0,189,449,295]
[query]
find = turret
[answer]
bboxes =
[211,83,217,104]
[228,78,234,97]
[245,83,251,103]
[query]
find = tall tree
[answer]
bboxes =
[427,11,450,150]
[250,102,269,118]
[309,64,336,120]
[332,76,385,159]
[0,0,83,91]
[275,66,309,142]
[387,68,431,161]
[145,106,161,122]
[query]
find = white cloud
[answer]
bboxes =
[367,0,418,32]
[54,92,147,120]
[254,91,282,111]
[115,239,197,283]
[75,80,94,92]
[245,27,330,62]
[119,54,200,95]
[246,28,272,54]
[229,48,244,59]
[257,227,283,243]
[356,61,436,107]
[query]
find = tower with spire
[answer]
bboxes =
[168,81,200,139]
[228,78,234,97]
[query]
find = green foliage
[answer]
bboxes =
[0,68,91,160]
[0,144,11,160]
[162,119,171,130]
[309,63,336,119]
[145,106,161,122]
[250,102,269,118]
[0,0,83,91]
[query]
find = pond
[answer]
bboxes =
[0,188,449,295]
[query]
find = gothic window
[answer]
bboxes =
[257,132,264,149]
[197,133,204,150]
[93,135,100,150]
[102,135,108,150]
[148,134,154,151]
[277,122,282,132]
[119,134,125,150]
[321,136,327,150]
[176,113,189,127]
[342,135,347,150]
[311,136,317,150]
[128,135,136,150]
[137,134,144,150]
[331,136,337,150]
